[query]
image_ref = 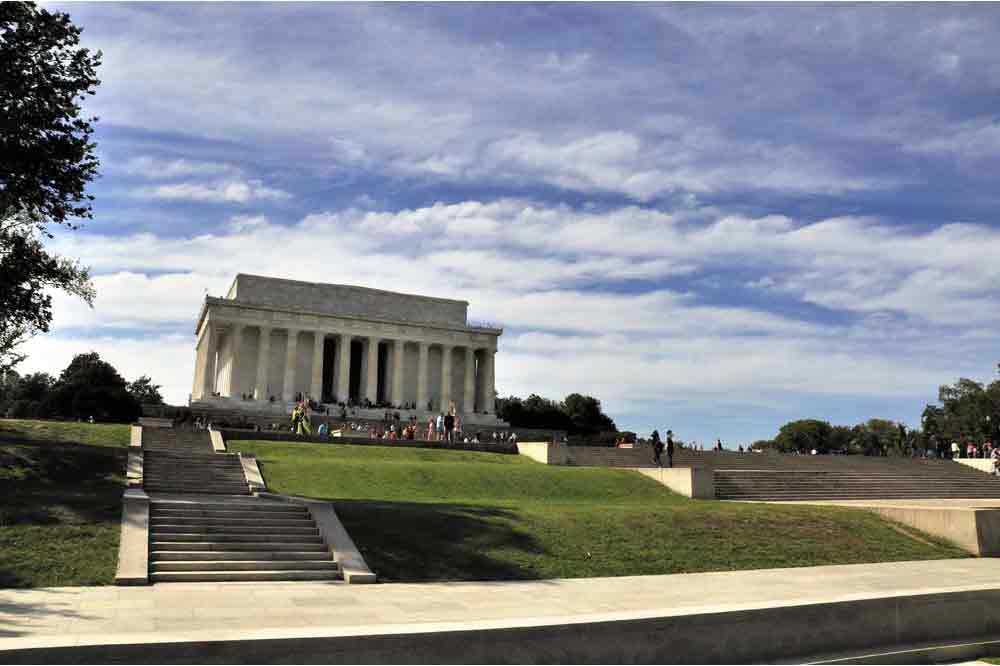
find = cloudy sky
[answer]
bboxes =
[21,3,1000,444]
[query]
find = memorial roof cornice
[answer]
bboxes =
[231,273,470,307]
[195,296,503,337]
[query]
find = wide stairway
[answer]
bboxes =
[561,445,1000,501]
[148,497,341,582]
[142,429,250,495]
[714,465,1000,501]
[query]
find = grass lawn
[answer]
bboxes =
[229,439,970,582]
[0,419,128,588]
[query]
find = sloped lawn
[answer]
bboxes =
[0,419,127,588]
[229,439,970,582]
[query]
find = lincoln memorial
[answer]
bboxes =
[190,274,504,424]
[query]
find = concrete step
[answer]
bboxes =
[152,540,326,550]
[150,500,296,512]
[151,559,338,572]
[149,532,323,543]
[150,517,315,527]
[151,550,329,561]
[144,486,251,494]
[152,524,318,535]
[153,508,307,519]
[145,487,251,493]
[149,570,342,583]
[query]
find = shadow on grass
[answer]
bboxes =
[1,439,125,588]
[333,499,548,583]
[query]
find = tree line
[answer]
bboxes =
[495,393,616,437]
[0,352,163,423]
[752,365,1000,455]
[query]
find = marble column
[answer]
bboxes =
[200,323,217,398]
[440,344,453,412]
[310,331,325,401]
[336,333,351,403]
[416,342,429,411]
[364,336,379,404]
[224,324,244,398]
[282,328,299,402]
[483,348,496,414]
[463,347,476,414]
[391,339,405,407]
[254,326,271,400]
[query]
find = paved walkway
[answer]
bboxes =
[3,558,1000,653]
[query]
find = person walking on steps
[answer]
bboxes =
[651,430,663,467]
[666,430,675,468]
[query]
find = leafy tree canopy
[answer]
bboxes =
[1,1,102,229]
[127,375,165,405]
[1,2,101,371]
[496,392,617,435]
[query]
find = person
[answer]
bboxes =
[666,430,675,468]
[951,441,960,459]
[426,417,435,441]
[510,431,517,445]
[444,410,455,444]
[738,444,744,454]
[317,422,328,437]
[992,446,1000,476]
[650,430,663,467]
[436,413,444,441]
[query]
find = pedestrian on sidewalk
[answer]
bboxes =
[650,430,663,467]
[666,430,675,468]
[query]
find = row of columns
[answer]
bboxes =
[200,323,496,414]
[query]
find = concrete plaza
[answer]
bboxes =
[5,558,1000,662]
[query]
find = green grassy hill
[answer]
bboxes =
[230,439,969,582]
[0,419,129,588]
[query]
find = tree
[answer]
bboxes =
[495,392,616,435]
[773,419,832,453]
[562,393,617,435]
[46,352,139,422]
[127,375,165,405]
[1,2,102,228]
[0,221,94,371]
[1,2,101,370]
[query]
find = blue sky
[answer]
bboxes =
[20,3,1000,445]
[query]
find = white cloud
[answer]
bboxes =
[118,156,238,179]
[32,199,1000,412]
[133,179,291,204]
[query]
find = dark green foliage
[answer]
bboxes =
[496,392,616,434]
[126,375,165,405]
[45,352,140,422]
[1,2,101,370]
[0,1,102,227]
[0,353,145,423]
[921,373,1000,447]
[0,222,94,371]
[774,419,833,453]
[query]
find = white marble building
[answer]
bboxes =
[190,274,503,422]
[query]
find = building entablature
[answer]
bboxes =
[195,297,501,351]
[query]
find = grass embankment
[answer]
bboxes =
[229,440,969,582]
[0,419,130,588]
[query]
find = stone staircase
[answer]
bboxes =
[714,468,1000,501]
[139,427,341,583]
[142,429,250,495]
[148,497,341,582]
[561,445,1000,501]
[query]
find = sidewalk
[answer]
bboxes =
[3,558,1000,661]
